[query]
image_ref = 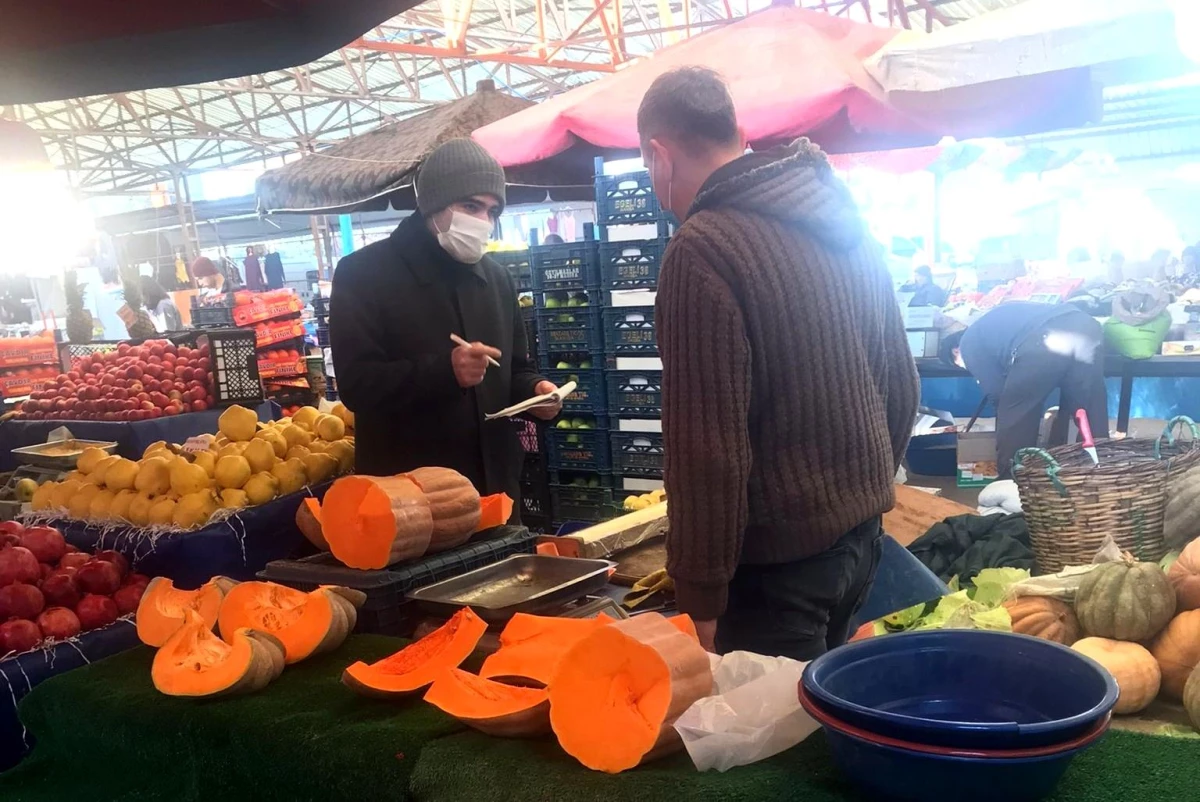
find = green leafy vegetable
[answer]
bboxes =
[970,606,1013,631]
[971,567,1031,606]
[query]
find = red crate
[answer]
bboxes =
[258,357,306,379]
[0,366,58,398]
[233,294,304,327]
[253,317,305,349]
[0,337,58,368]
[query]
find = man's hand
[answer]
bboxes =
[451,341,502,388]
[694,619,717,653]
[529,380,563,421]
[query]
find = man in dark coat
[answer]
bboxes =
[329,139,560,510]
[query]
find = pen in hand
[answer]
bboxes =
[449,333,501,368]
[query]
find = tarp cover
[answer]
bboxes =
[473,6,934,167]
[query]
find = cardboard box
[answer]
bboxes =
[957,426,999,488]
[907,329,940,358]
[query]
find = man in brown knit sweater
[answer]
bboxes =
[638,67,919,659]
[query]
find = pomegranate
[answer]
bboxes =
[92,550,130,579]
[0,583,45,620]
[75,594,119,631]
[20,526,67,564]
[59,552,90,571]
[0,619,41,655]
[74,560,122,595]
[123,572,151,588]
[0,521,25,538]
[63,543,79,554]
[0,533,20,548]
[36,607,82,640]
[40,572,81,608]
[39,563,54,581]
[0,546,41,587]
[112,583,145,615]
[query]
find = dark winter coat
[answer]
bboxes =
[329,212,543,507]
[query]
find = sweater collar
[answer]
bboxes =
[391,211,489,286]
[687,138,865,252]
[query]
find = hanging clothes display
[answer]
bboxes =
[264,251,286,290]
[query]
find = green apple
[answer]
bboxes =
[587,477,601,488]
[571,417,589,429]
[556,361,574,369]
[566,434,581,444]
[567,374,579,383]
[566,297,580,308]
[544,296,561,309]
[556,419,573,430]
[579,360,592,369]
[572,477,587,486]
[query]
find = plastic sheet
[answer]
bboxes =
[674,651,820,772]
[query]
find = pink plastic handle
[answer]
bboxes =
[1075,409,1095,449]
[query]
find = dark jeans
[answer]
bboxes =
[715,517,883,661]
[997,311,1109,479]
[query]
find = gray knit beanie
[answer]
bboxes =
[415,138,507,217]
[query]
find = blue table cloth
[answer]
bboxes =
[0,401,275,471]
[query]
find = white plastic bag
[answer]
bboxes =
[1006,534,1124,603]
[673,651,820,772]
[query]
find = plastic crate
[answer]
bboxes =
[311,295,330,318]
[257,525,537,635]
[542,368,606,414]
[536,308,603,356]
[610,430,665,478]
[545,425,611,472]
[599,238,666,290]
[602,306,658,356]
[530,241,599,292]
[520,453,553,527]
[596,170,661,226]
[515,417,541,454]
[200,328,264,407]
[490,250,532,292]
[550,476,616,524]
[606,370,663,417]
[191,304,236,328]
[317,326,331,348]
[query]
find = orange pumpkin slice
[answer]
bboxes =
[549,612,713,773]
[217,581,366,664]
[342,606,487,697]
[424,668,550,737]
[323,475,433,569]
[136,576,238,647]
[296,497,327,550]
[479,613,613,688]
[152,609,287,698]
[402,467,481,552]
[476,493,514,531]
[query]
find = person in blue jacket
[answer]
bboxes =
[940,301,1109,478]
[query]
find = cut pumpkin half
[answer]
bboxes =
[424,668,550,737]
[217,581,366,664]
[136,576,238,647]
[549,612,713,773]
[296,497,327,550]
[342,606,487,697]
[151,609,287,698]
[323,475,433,569]
[479,613,613,688]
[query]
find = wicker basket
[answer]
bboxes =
[1014,417,1200,574]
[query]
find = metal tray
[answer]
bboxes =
[406,554,615,623]
[11,439,119,470]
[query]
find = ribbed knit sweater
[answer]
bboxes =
[657,140,920,620]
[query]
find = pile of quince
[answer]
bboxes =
[622,487,665,512]
[30,403,356,531]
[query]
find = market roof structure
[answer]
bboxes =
[2,0,1027,194]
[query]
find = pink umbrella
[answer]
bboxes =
[474,5,935,167]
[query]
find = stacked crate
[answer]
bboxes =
[493,250,553,532]
[311,293,337,401]
[594,161,670,514]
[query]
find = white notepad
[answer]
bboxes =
[485,381,577,420]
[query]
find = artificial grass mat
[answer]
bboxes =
[1,635,1198,802]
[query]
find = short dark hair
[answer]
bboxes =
[637,67,739,154]
[938,329,964,366]
[914,265,933,281]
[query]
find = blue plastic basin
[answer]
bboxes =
[821,722,1103,802]
[803,630,1118,749]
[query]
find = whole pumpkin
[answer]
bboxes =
[1072,637,1160,715]
[1075,558,1176,642]
[1167,539,1200,611]
[1184,664,1200,733]
[1150,610,1200,699]
[1003,597,1080,645]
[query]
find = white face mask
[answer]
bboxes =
[435,211,492,264]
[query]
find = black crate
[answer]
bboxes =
[491,250,532,292]
[257,525,537,635]
[542,368,606,414]
[550,476,616,524]
[596,170,662,226]
[311,295,330,317]
[530,241,599,292]
[536,308,603,356]
[520,453,552,526]
[546,424,610,473]
[200,328,264,407]
[606,369,663,418]
[610,430,665,478]
[316,326,331,348]
[191,304,236,328]
[602,306,658,356]
[599,238,666,290]
[538,351,598,372]
[515,416,541,454]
